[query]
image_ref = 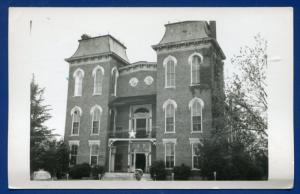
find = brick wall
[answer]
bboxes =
[155,45,216,167]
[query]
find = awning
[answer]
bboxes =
[109,94,156,107]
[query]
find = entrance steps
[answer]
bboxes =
[102,172,152,181]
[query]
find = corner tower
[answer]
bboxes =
[152,21,226,168]
[64,34,129,167]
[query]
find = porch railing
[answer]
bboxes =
[108,127,156,139]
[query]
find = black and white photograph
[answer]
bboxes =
[8,8,293,189]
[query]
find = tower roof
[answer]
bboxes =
[152,20,225,59]
[66,34,129,63]
[158,21,212,45]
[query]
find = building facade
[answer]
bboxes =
[64,21,226,173]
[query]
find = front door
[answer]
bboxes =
[135,153,146,172]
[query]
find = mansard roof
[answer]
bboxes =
[158,21,211,45]
[152,21,226,60]
[66,34,129,63]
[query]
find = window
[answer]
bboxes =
[163,99,177,133]
[70,144,78,165]
[90,143,100,166]
[90,105,102,135]
[165,143,175,168]
[189,98,204,132]
[71,107,82,135]
[73,69,84,96]
[93,66,104,95]
[189,53,203,85]
[165,104,175,132]
[192,143,201,169]
[166,60,175,87]
[163,56,177,88]
[111,67,119,96]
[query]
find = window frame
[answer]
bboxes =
[163,99,177,133]
[89,140,100,166]
[111,67,119,96]
[189,98,204,133]
[70,106,82,136]
[92,65,105,95]
[191,143,201,170]
[163,55,177,88]
[69,140,79,166]
[90,105,103,135]
[188,53,203,86]
[73,68,84,97]
[165,142,175,169]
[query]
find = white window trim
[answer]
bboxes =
[191,143,201,170]
[162,99,177,133]
[73,68,84,97]
[188,52,203,86]
[92,65,105,95]
[163,55,177,88]
[69,140,80,166]
[188,97,204,133]
[111,67,119,96]
[70,106,82,136]
[90,105,103,135]
[163,139,177,169]
[88,140,100,166]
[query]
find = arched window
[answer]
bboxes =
[71,106,82,135]
[93,66,104,95]
[90,105,103,135]
[163,56,177,88]
[73,69,84,96]
[189,53,203,85]
[189,98,204,132]
[163,99,177,133]
[111,67,119,96]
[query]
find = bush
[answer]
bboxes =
[174,164,191,180]
[69,163,91,179]
[91,165,105,179]
[150,160,167,180]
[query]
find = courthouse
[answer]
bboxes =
[64,21,226,173]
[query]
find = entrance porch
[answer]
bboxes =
[108,139,156,173]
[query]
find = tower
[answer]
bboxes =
[152,21,225,168]
[64,34,129,168]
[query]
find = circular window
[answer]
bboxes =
[129,77,139,87]
[144,76,154,85]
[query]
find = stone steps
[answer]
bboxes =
[102,172,152,181]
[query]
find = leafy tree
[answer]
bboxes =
[198,34,268,180]
[225,34,268,179]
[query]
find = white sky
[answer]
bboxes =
[9,7,292,138]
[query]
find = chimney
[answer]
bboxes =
[209,21,216,39]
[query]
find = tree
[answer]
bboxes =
[226,34,268,154]
[198,34,268,180]
[30,75,53,174]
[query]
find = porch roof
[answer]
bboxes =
[109,94,156,107]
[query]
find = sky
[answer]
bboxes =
[9,7,292,138]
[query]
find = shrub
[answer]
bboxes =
[69,163,91,179]
[150,160,167,180]
[174,164,191,180]
[91,165,105,179]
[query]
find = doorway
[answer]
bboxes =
[135,153,146,172]
[136,118,147,138]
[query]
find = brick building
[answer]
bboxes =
[64,21,226,174]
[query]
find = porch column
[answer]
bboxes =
[127,141,131,172]
[108,146,112,172]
